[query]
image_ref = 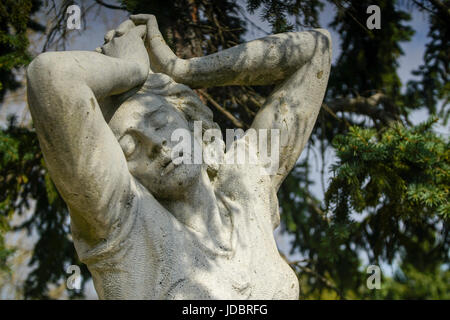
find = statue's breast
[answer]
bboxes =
[88,163,298,299]
[162,164,298,300]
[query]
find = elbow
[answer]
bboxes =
[27,52,68,113]
[27,52,52,80]
[26,52,52,87]
[313,28,332,58]
[315,28,331,42]
[27,52,64,87]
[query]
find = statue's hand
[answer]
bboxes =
[96,20,150,80]
[129,14,162,41]
[129,14,189,79]
[129,14,170,75]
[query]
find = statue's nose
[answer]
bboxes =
[140,130,169,158]
[156,139,173,156]
[144,129,167,147]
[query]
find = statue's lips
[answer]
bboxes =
[161,157,178,176]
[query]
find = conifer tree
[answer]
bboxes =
[0,0,448,299]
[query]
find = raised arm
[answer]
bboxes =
[26,24,149,242]
[146,30,322,88]
[132,14,331,190]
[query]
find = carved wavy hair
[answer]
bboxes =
[140,73,219,133]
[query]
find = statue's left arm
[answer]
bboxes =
[133,14,332,190]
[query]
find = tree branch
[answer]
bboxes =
[412,0,450,21]
[198,89,246,129]
[279,252,346,299]
[294,264,346,300]
[327,93,401,125]
[428,0,450,19]
[94,0,125,10]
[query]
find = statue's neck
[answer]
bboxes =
[159,169,233,250]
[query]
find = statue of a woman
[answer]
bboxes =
[26,14,331,299]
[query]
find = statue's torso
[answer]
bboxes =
[73,151,299,300]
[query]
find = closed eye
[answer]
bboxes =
[147,110,168,130]
[119,133,138,160]
[123,129,162,161]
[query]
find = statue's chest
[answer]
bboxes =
[167,182,292,299]
[137,165,297,299]
[168,214,296,299]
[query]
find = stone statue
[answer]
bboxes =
[26,14,331,299]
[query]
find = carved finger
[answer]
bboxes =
[115,20,135,37]
[129,14,154,25]
[104,29,115,43]
[130,14,160,39]
[129,25,147,40]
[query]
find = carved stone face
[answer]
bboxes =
[110,93,204,200]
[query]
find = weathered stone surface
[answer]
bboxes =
[26,14,331,299]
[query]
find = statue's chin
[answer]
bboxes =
[141,163,204,200]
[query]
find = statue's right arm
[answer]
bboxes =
[26,45,148,241]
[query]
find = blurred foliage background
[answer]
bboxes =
[0,0,448,299]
